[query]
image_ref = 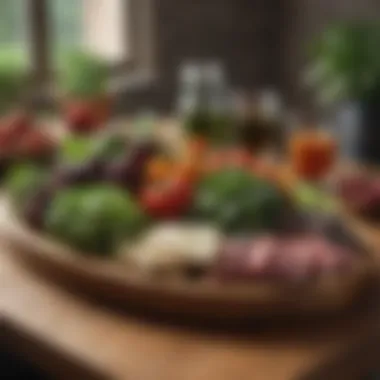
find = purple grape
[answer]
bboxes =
[103,140,160,194]
[131,141,159,164]
[52,158,106,188]
[105,157,144,194]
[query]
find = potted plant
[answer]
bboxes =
[306,22,380,163]
[58,50,110,134]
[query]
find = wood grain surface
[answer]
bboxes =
[0,197,377,322]
[2,240,380,380]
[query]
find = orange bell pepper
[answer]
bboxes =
[145,157,175,183]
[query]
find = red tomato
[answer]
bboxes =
[5,110,33,136]
[140,175,193,219]
[0,111,33,155]
[17,129,55,158]
[65,101,98,134]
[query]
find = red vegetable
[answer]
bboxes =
[65,102,98,134]
[17,129,55,158]
[140,175,193,219]
[0,111,33,155]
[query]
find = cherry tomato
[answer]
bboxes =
[0,128,17,156]
[140,175,193,219]
[17,129,55,158]
[5,110,33,136]
[0,111,33,156]
[65,101,99,134]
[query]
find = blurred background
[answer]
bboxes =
[3,1,380,379]
[1,0,378,112]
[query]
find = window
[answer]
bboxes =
[50,0,84,64]
[0,0,30,67]
[50,0,131,66]
[0,0,155,92]
[82,0,131,63]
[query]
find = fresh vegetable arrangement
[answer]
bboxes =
[3,124,366,294]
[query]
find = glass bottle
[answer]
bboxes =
[177,60,233,145]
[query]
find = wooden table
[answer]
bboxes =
[2,246,380,380]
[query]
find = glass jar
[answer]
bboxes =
[177,60,234,144]
[235,89,285,154]
[289,126,337,182]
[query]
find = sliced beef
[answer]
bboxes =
[216,234,355,283]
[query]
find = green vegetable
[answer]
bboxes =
[193,169,287,232]
[58,50,108,98]
[45,185,146,255]
[293,183,338,213]
[91,134,128,162]
[58,135,96,165]
[5,164,48,210]
[59,134,128,166]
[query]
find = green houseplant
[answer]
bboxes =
[58,50,111,134]
[306,22,380,163]
[306,22,380,104]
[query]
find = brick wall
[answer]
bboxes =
[118,0,286,113]
[117,0,380,113]
[286,0,380,105]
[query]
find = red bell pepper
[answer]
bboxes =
[140,175,193,219]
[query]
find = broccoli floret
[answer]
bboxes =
[45,185,146,255]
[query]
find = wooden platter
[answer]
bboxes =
[0,196,378,323]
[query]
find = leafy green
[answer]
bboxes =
[58,50,108,98]
[5,164,48,210]
[45,185,146,255]
[58,134,128,166]
[58,135,96,165]
[306,22,380,104]
[91,134,128,162]
[193,169,287,232]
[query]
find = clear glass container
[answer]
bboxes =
[176,60,234,144]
